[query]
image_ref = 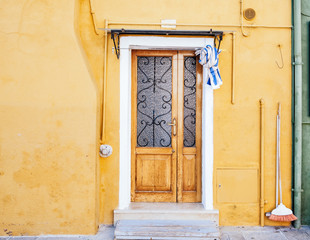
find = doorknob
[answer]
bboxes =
[168,118,177,136]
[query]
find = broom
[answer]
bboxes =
[269,103,297,222]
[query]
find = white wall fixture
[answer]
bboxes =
[161,19,177,29]
[99,144,113,157]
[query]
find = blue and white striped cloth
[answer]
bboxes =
[195,45,222,89]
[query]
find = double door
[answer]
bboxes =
[131,50,202,203]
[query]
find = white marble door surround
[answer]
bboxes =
[118,36,214,210]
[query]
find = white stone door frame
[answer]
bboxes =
[119,36,214,210]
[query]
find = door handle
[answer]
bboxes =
[168,118,177,136]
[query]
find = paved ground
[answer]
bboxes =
[0,226,115,240]
[0,225,310,239]
[220,226,310,240]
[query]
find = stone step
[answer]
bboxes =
[114,219,220,240]
[113,203,219,226]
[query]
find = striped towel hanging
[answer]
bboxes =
[195,45,222,89]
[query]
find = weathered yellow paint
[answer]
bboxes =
[0,0,99,235]
[0,0,292,235]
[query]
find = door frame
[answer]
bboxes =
[118,36,214,209]
[130,50,202,203]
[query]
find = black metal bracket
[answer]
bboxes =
[109,28,224,59]
[214,34,223,53]
[111,31,121,59]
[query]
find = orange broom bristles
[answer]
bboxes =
[269,213,297,222]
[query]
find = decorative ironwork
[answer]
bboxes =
[136,56,172,147]
[183,57,197,147]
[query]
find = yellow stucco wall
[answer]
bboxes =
[214,28,292,226]
[0,0,99,235]
[0,0,292,235]
[79,0,292,227]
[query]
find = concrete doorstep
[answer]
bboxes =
[114,219,220,239]
[0,225,310,240]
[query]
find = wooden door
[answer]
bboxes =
[131,50,202,203]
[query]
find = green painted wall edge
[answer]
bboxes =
[301,0,310,225]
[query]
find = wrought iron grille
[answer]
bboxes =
[183,57,197,147]
[136,56,172,147]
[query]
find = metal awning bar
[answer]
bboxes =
[109,29,223,36]
[100,28,223,58]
